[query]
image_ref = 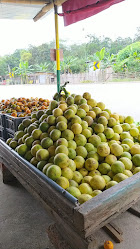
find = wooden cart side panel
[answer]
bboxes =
[51,210,98,249]
[0,162,16,183]
[0,142,77,227]
[1,159,54,219]
[74,173,140,238]
[1,139,140,243]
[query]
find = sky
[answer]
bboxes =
[0,0,139,56]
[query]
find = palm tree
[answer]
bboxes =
[61,56,77,74]
[12,60,34,84]
[34,62,50,72]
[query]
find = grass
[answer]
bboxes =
[80,80,93,83]
[109,78,140,82]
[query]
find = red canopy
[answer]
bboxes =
[61,0,125,26]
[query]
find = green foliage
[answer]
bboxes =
[70,58,88,73]
[13,60,34,84]
[81,80,93,83]
[95,47,105,61]
[34,62,50,72]
[103,53,117,68]
[114,42,140,72]
[109,77,140,82]
[60,56,77,74]
[0,27,140,77]
[20,50,32,62]
[0,57,8,76]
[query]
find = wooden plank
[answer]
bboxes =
[107,222,123,235]
[1,160,55,220]
[103,223,123,243]
[1,155,74,221]
[47,223,72,249]
[33,0,67,22]
[0,141,78,230]
[1,156,78,228]
[1,147,93,248]
[51,210,98,249]
[55,0,67,5]
[50,49,63,61]
[0,162,16,184]
[74,172,140,238]
[1,0,48,4]
[1,139,140,246]
[128,207,140,218]
[1,153,96,248]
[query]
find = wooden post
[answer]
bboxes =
[0,163,16,184]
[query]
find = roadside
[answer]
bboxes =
[0,82,140,121]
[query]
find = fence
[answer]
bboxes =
[60,69,140,84]
[60,68,113,84]
[0,73,56,85]
[1,69,140,85]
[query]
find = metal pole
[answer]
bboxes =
[54,5,60,93]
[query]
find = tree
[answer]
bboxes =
[0,57,8,76]
[0,30,140,78]
[103,53,117,68]
[113,41,140,72]
[60,56,77,74]
[34,62,50,72]
[13,61,34,84]
[20,50,32,62]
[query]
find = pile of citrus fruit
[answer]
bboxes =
[6,92,140,204]
[0,97,49,117]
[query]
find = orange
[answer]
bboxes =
[11,112,17,117]
[104,241,114,249]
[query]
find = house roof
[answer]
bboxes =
[0,0,67,21]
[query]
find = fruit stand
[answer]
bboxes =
[0,139,140,249]
[1,1,140,249]
[0,87,140,248]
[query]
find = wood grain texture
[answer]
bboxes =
[128,206,140,218]
[33,0,67,21]
[0,139,140,247]
[103,223,123,243]
[74,172,140,238]
[0,140,76,228]
[0,162,16,184]
[47,223,72,249]
[52,210,98,249]
[1,0,48,4]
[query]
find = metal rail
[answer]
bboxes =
[0,139,78,205]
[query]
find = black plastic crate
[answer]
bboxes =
[0,112,5,127]
[5,114,30,133]
[0,137,5,141]
[6,129,14,140]
[0,126,6,141]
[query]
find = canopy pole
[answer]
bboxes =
[54,5,60,93]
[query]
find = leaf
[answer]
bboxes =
[95,51,101,60]
[133,51,137,56]
[100,47,105,60]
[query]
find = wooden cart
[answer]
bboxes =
[0,139,140,249]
